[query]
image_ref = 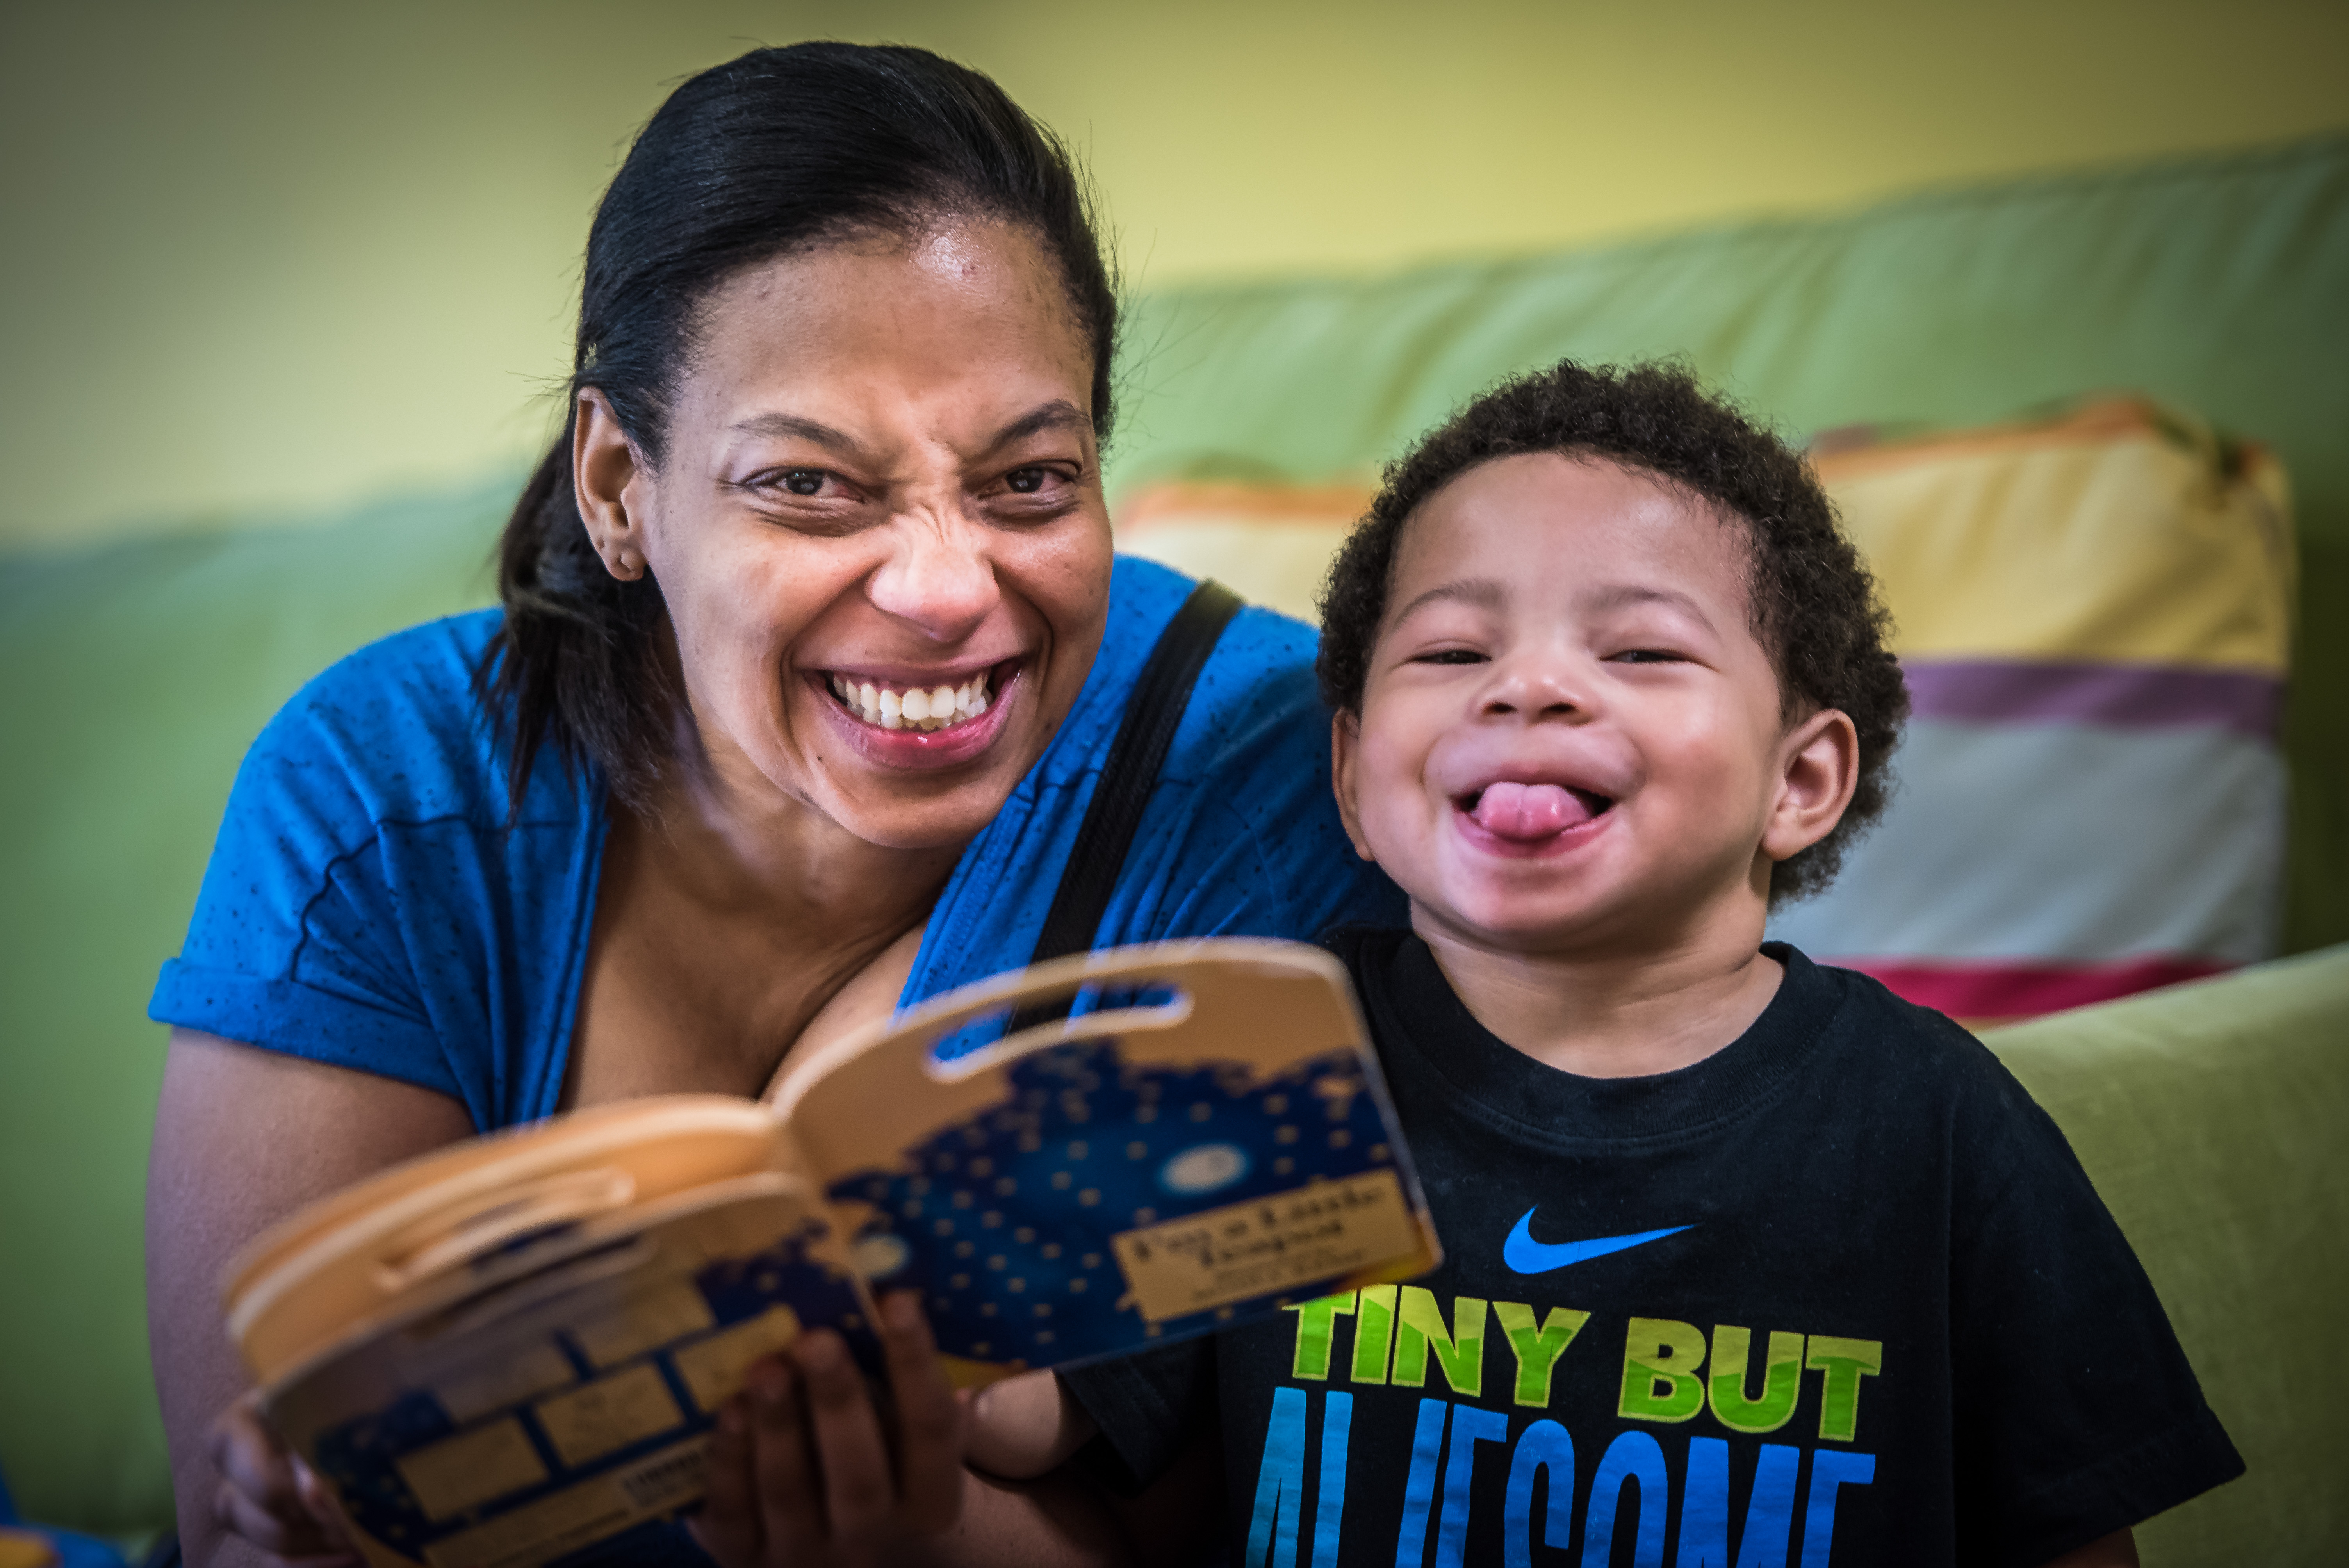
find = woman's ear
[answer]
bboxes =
[1330,710,1376,862]
[1761,706,1861,864]
[573,388,650,582]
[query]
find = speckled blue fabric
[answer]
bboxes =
[151,556,1403,1132]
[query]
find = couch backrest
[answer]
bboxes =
[1116,397,2296,1021]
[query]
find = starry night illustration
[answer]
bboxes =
[825,1032,1415,1367]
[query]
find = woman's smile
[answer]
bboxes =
[807,657,1024,770]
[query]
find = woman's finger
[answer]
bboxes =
[214,1474,349,1563]
[876,1292,966,1534]
[290,1457,362,1554]
[793,1328,896,1545]
[745,1352,827,1556]
[209,1396,354,1560]
[208,1393,305,1519]
[687,1395,763,1568]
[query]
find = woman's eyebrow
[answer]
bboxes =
[725,400,1088,458]
[729,410,861,454]
[983,399,1091,453]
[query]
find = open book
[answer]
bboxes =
[223,940,1441,1568]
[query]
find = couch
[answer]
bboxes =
[2,137,2343,1561]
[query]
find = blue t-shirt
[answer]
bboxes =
[151,556,1404,1131]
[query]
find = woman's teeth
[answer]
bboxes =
[828,672,993,732]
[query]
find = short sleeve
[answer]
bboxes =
[149,659,463,1095]
[1947,1074,2245,1565]
[148,613,599,1130]
[1059,1334,1217,1496]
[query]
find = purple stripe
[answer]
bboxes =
[1901,660,2283,740]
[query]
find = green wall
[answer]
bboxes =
[3,0,2345,549]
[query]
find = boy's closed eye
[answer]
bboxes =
[1414,648,1488,665]
[1607,648,1685,664]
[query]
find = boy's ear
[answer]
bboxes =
[1330,710,1377,862]
[1762,707,1861,864]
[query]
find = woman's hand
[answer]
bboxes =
[691,1292,969,1568]
[205,1392,361,1568]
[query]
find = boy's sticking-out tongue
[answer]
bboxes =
[1468,781,1600,842]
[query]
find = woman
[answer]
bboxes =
[146,43,1396,1568]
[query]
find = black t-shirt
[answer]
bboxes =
[1063,928,2241,1568]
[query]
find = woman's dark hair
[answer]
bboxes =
[483,43,1117,809]
[1315,359,1909,905]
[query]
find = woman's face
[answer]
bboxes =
[588,220,1113,851]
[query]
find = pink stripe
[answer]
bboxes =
[1901,661,2283,740]
[1841,956,2232,1018]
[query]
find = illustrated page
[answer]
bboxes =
[773,941,1442,1381]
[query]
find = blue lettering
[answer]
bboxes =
[1503,1420,1575,1568]
[1796,1450,1876,1568]
[1393,1398,1449,1568]
[1246,1386,1309,1568]
[1738,1445,1801,1568]
[1581,1430,1669,1568]
[1675,1439,1801,1568]
[1432,1404,1509,1568]
[1678,1438,1730,1568]
[1312,1392,1354,1568]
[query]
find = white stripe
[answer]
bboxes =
[1766,719,2284,964]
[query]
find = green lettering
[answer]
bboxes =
[1350,1283,1397,1384]
[1805,1335,1883,1442]
[1493,1300,1590,1408]
[1706,1326,1804,1433]
[1617,1317,1707,1423]
[1391,1287,1487,1397]
[1284,1293,1357,1381]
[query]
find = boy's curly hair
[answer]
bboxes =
[1315,359,1908,905]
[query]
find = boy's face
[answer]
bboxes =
[1333,452,1854,957]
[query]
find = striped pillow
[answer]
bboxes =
[1113,398,2294,1021]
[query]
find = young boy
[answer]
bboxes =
[971,360,2241,1566]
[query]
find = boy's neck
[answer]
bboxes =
[1413,900,1784,1080]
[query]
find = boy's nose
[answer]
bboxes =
[1481,658,1592,721]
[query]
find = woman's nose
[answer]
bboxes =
[864,513,1002,643]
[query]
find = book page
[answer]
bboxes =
[773,940,1440,1380]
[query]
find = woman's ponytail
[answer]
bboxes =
[477,413,678,813]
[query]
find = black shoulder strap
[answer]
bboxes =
[1028,579,1245,967]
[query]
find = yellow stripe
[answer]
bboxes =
[1115,404,2295,675]
[1819,427,2292,672]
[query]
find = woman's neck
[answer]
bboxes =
[643,755,966,940]
[563,761,970,1108]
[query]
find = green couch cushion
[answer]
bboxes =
[0,482,506,1531]
[1983,945,2349,1564]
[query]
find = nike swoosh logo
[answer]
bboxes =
[1502,1209,1691,1274]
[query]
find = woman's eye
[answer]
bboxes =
[780,469,827,496]
[1004,467,1059,495]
